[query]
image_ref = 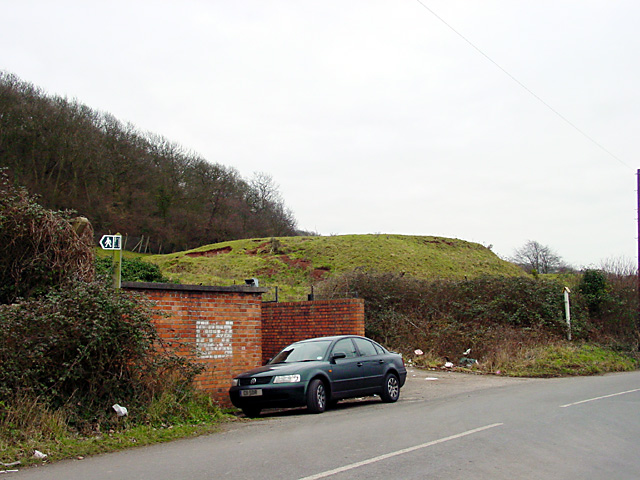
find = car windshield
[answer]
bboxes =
[270,340,332,364]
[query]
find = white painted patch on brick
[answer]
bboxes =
[196,320,233,359]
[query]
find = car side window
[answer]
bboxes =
[332,338,358,358]
[353,338,378,357]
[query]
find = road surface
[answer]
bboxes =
[11,368,640,479]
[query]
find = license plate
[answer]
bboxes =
[240,389,262,397]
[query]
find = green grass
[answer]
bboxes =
[95,247,149,261]
[146,234,524,301]
[405,343,638,377]
[496,344,638,377]
[0,393,235,468]
[0,422,231,468]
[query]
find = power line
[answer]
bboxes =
[415,0,632,170]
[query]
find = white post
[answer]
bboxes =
[563,286,571,341]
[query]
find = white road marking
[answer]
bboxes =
[560,388,640,408]
[297,423,504,480]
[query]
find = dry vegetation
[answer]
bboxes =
[316,269,639,376]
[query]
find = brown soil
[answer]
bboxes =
[246,242,270,255]
[186,246,232,257]
[278,255,310,269]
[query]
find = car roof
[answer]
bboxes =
[297,335,367,343]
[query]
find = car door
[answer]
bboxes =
[353,337,387,390]
[328,338,364,396]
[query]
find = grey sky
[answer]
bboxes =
[2,1,638,267]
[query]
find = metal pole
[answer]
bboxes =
[637,170,640,337]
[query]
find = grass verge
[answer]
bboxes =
[490,343,639,377]
[0,393,236,470]
[405,343,638,378]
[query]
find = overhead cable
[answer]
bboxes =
[415,0,632,170]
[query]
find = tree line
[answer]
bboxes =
[0,71,298,253]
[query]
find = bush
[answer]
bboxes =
[0,170,94,304]
[581,270,638,349]
[579,269,608,317]
[96,256,171,283]
[316,270,636,362]
[0,278,202,428]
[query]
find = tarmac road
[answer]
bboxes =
[10,368,640,479]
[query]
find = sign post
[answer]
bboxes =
[563,286,571,341]
[100,234,123,288]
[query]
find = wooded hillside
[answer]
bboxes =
[0,72,298,252]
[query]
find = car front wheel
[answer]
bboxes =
[306,378,327,413]
[380,373,400,403]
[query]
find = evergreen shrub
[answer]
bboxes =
[0,278,202,428]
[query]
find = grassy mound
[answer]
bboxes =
[147,234,523,301]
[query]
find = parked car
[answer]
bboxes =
[228,335,407,417]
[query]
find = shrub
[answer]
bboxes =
[454,276,573,333]
[0,278,202,428]
[96,256,171,283]
[316,270,632,361]
[583,271,638,349]
[579,269,608,317]
[0,170,94,304]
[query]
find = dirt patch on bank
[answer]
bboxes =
[186,246,232,257]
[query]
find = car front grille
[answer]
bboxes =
[238,376,272,386]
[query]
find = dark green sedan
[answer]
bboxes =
[228,335,407,417]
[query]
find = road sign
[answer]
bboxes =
[100,234,122,250]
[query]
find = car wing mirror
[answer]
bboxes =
[331,352,346,363]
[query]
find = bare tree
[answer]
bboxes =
[248,172,282,212]
[245,172,297,236]
[511,240,564,274]
[599,256,637,276]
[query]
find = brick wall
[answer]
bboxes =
[123,282,266,405]
[261,299,365,364]
[123,283,365,406]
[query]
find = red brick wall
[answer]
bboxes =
[261,299,365,364]
[123,283,265,405]
[123,283,365,406]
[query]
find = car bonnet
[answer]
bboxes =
[235,361,318,378]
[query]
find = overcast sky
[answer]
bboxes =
[2,1,639,268]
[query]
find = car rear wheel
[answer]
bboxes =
[241,407,261,418]
[380,373,400,403]
[306,378,327,413]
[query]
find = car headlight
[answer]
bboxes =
[273,374,301,384]
[232,378,239,386]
